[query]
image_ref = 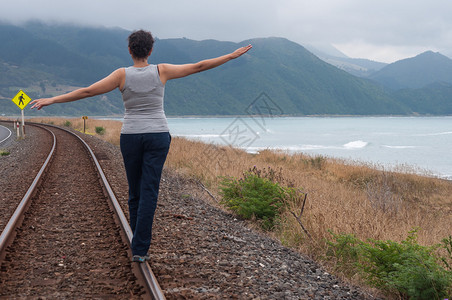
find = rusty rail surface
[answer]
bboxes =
[0,124,12,145]
[70,126,166,300]
[0,124,56,257]
[0,123,165,300]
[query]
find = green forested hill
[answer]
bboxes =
[369,51,452,90]
[0,22,450,116]
[159,37,406,115]
[394,82,452,114]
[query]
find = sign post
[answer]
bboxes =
[21,110,25,137]
[82,116,88,133]
[15,120,20,138]
[11,90,32,138]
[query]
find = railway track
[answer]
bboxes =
[0,120,379,299]
[0,124,12,145]
[0,123,165,299]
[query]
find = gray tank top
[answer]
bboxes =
[120,65,169,134]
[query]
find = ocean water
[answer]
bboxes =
[167,116,452,179]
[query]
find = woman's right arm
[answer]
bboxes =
[30,68,125,110]
[158,44,252,85]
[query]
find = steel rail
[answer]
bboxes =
[65,126,166,300]
[0,125,56,257]
[0,123,165,299]
[0,124,12,145]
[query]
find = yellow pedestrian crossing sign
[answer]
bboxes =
[12,90,32,110]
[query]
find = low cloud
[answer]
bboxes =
[1,0,451,62]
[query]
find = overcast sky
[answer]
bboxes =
[1,0,451,63]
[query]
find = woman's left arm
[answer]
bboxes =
[158,44,252,85]
[31,68,125,110]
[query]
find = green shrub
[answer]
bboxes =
[63,120,72,127]
[0,150,10,156]
[219,171,290,230]
[95,126,105,135]
[327,229,452,299]
[325,231,362,277]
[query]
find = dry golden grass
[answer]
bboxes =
[28,117,122,145]
[166,136,452,294]
[23,117,452,284]
[166,137,452,247]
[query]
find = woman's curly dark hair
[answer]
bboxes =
[128,30,155,59]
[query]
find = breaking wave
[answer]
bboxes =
[343,140,368,149]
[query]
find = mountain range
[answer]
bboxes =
[369,51,452,90]
[305,44,388,78]
[0,22,451,116]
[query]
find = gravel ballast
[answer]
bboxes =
[1,121,380,299]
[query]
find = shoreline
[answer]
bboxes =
[3,114,452,120]
[3,116,451,180]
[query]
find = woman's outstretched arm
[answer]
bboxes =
[158,44,252,85]
[30,68,125,110]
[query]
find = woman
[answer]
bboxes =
[31,30,252,263]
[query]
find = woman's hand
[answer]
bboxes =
[230,44,253,59]
[30,98,54,110]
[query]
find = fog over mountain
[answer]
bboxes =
[1,23,451,116]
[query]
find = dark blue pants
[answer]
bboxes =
[120,132,171,256]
